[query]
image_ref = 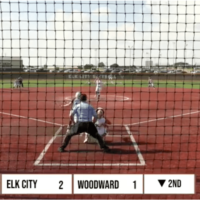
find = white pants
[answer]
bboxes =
[14,83,21,88]
[95,87,101,94]
[149,83,154,87]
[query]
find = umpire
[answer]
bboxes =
[58,94,110,153]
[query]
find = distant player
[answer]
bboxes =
[95,76,103,101]
[108,74,114,84]
[118,71,124,80]
[18,77,23,87]
[13,79,21,89]
[148,77,155,89]
[87,79,91,85]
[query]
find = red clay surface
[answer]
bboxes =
[0,86,200,199]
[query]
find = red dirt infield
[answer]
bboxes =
[0,86,200,199]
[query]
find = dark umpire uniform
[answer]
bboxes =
[58,94,110,153]
[18,77,23,87]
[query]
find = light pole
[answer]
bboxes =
[82,58,84,70]
[132,52,135,71]
[185,43,188,66]
[194,52,197,70]
[173,42,175,69]
[40,57,42,68]
[128,45,133,71]
[95,49,98,69]
[158,53,161,69]
[146,52,150,69]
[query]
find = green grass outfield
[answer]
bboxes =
[1,79,200,89]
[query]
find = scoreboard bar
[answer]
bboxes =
[1,174,72,194]
[0,174,2,194]
[144,174,195,194]
[0,174,195,195]
[74,174,143,194]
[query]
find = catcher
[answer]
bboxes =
[83,107,110,143]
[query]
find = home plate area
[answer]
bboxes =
[37,126,142,166]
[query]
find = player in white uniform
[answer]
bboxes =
[95,77,103,101]
[148,77,155,89]
[13,79,21,89]
[118,71,123,79]
[84,107,108,143]
[70,92,82,123]
[108,74,114,84]
[62,92,81,126]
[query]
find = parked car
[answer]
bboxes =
[123,69,132,73]
[137,70,147,73]
[160,70,168,73]
[91,69,100,73]
[168,70,175,74]
[49,69,58,73]
[103,69,112,72]
[35,68,49,72]
[57,69,65,73]
[136,69,142,73]
[84,70,93,73]
[111,69,120,73]
[192,70,200,74]
[24,69,37,72]
[77,70,84,73]
[175,70,187,74]
[63,69,78,73]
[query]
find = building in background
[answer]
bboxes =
[0,57,23,71]
[145,60,153,69]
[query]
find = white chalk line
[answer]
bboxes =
[124,125,145,166]
[35,163,145,166]
[5,108,195,129]
[35,128,145,166]
[1,110,199,167]
[0,111,63,126]
[35,127,143,166]
[65,94,130,102]
[36,150,144,166]
[111,110,200,126]
[35,109,200,167]
[56,134,135,138]
[34,126,63,166]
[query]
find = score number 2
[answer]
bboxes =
[59,181,63,189]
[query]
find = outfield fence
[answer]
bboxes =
[0,72,199,81]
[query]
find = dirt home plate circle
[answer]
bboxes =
[64,94,130,103]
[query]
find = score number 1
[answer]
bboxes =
[133,181,136,189]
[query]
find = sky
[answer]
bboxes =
[0,0,200,67]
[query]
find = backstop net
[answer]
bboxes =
[0,0,199,198]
